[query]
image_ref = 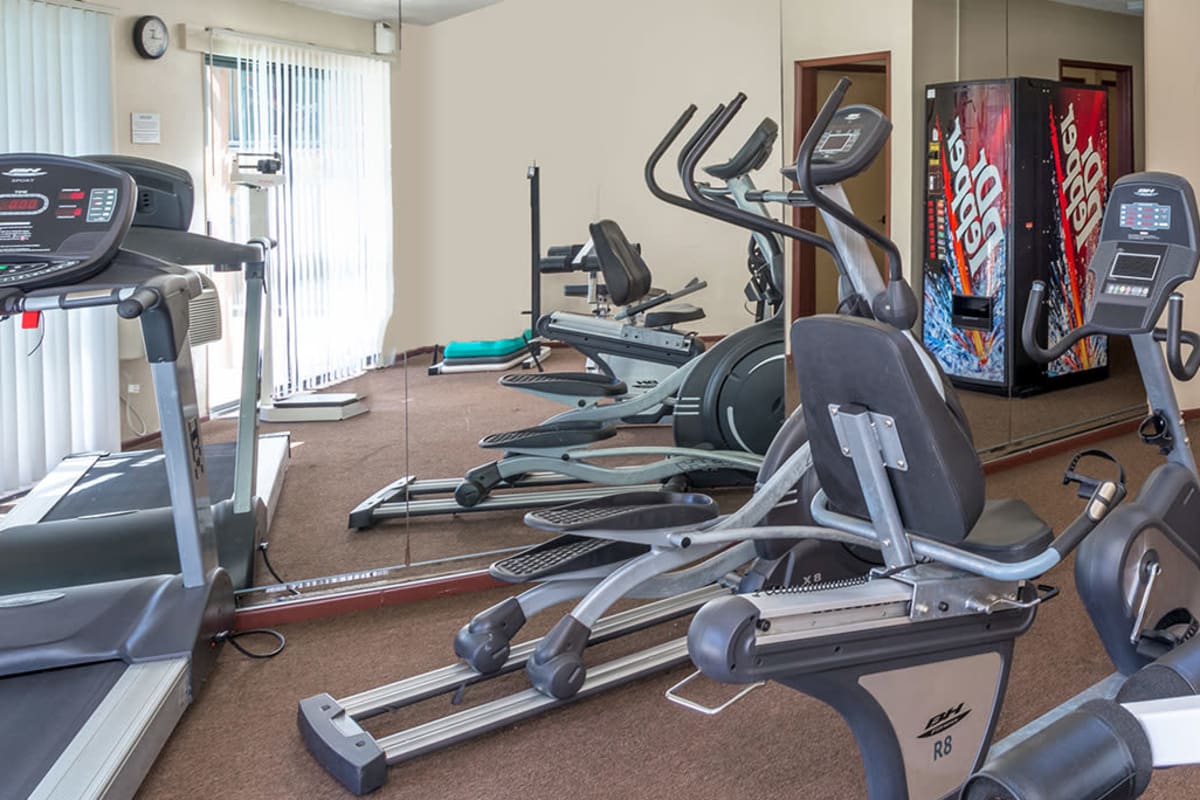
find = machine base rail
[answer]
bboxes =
[349,473,665,527]
[298,586,724,794]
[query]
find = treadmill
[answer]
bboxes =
[0,153,233,800]
[0,156,289,591]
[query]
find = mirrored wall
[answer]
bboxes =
[231,0,1149,600]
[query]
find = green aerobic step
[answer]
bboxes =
[444,330,533,359]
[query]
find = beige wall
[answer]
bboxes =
[1144,0,1200,407]
[778,0,916,300]
[100,0,377,436]
[109,0,373,190]
[388,24,434,354]
[958,0,1145,171]
[383,0,784,358]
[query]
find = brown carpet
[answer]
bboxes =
[137,360,1200,799]
[208,352,721,589]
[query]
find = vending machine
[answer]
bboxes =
[922,77,1108,395]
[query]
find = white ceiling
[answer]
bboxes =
[279,0,503,25]
[1049,0,1143,16]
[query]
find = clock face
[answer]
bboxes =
[134,16,169,59]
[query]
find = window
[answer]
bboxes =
[204,36,394,405]
[0,0,116,495]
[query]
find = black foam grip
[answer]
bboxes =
[116,287,159,319]
[1118,636,1200,703]
[961,699,1152,800]
[1165,293,1200,381]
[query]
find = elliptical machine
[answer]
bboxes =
[508,114,786,416]
[671,89,1200,800]
[296,86,907,796]
[347,112,801,527]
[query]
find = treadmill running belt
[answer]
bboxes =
[43,443,237,521]
[0,661,125,800]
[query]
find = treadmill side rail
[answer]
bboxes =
[28,659,189,800]
[0,454,103,530]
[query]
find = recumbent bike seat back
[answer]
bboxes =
[793,316,1052,561]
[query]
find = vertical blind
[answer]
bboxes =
[206,33,394,398]
[0,0,116,495]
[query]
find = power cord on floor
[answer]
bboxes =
[258,541,300,595]
[215,628,286,659]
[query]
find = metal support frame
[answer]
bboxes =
[568,541,753,629]
[1130,694,1200,767]
[298,588,724,794]
[231,249,267,516]
[831,405,916,569]
[1132,332,1198,475]
[149,342,217,588]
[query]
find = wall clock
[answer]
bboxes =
[133,15,169,60]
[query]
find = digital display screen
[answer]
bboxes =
[1110,251,1160,282]
[1119,202,1172,231]
[818,132,855,154]
[0,195,46,214]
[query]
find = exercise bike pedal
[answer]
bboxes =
[1062,448,1126,500]
[524,490,718,533]
[489,535,649,583]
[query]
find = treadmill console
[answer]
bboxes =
[0,154,135,290]
[1087,173,1200,334]
[782,104,892,186]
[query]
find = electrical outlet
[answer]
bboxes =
[127,383,141,395]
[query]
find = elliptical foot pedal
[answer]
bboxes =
[500,371,627,398]
[479,420,617,450]
[525,491,718,533]
[490,536,649,582]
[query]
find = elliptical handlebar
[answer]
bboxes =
[676,93,850,281]
[795,79,893,271]
[1164,293,1200,380]
[676,104,727,177]
[794,77,917,330]
[644,103,722,215]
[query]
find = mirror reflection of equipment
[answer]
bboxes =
[231,151,368,422]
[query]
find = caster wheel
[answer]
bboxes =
[453,625,511,675]
[526,652,587,700]
[454,480,487,508]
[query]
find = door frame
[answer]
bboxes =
[1058,58,1135,179]
[792,51,891,321]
